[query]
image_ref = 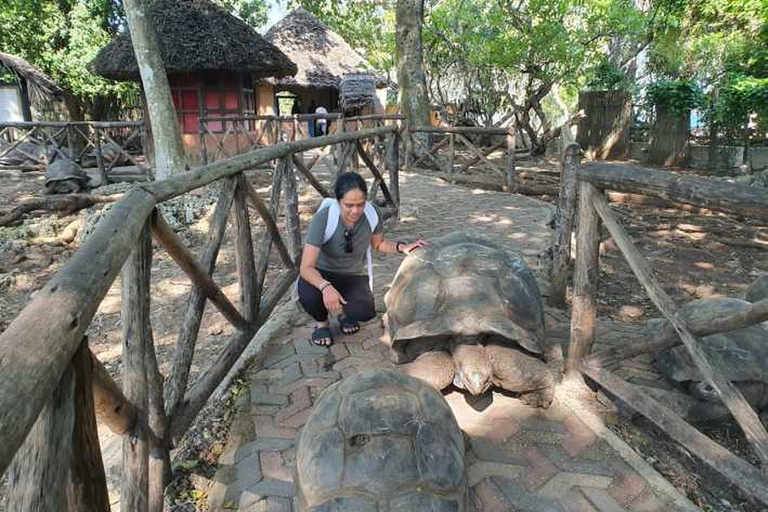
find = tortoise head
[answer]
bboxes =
[451,340,493,396]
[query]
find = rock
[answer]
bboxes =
[618,305,644,321]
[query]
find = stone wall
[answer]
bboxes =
[629,142,768,171]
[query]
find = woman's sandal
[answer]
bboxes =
[311,327,334,347]
[338,315,360,335]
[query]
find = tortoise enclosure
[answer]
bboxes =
[1,115,768,511]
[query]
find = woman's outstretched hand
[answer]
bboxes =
[322,286,347,315]
[403,239,428,254]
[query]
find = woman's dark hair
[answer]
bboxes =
[334,172,367,200]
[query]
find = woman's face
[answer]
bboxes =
[339,188,366,225]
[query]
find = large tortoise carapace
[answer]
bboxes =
[384,232,562,407]
[295,369,467,512]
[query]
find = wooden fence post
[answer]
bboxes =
[233,173,258,323]
[93,126,106,184]
[121,222,152,512]
[282,155,302,261]
[506,129,516,192]
[551,137,581,308]
[69,341,111,512]
[566,181,601,376]
[4,354,76,512]
[448,132,455,174]
[389,131,401,211]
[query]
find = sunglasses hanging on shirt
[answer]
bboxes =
[343,229,353,253]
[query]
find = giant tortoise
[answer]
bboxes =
[45,158,89,194]
[384,232,561,407]
[295,369,467,512]
[656,294,768,419]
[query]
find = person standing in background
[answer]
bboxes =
[315,104,328,136]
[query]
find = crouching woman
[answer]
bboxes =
[297,172,426,347]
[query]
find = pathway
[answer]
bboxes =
[206,168,700,512]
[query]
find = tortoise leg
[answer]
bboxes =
[401,351,455,391]
[485,344,555,408]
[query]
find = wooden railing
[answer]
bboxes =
[0,124,400,511]
[551,157,768,504]
[0,121,150,181]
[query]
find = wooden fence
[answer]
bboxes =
[0,123,400,512]
[0,121,151,181]
[551,154,768,504]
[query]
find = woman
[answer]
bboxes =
[298,173,426,346]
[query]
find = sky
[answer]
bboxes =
[264,0,289,31]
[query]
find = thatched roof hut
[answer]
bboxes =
[0,52,63,121]
[264,9,381,90]
[89,0,296,81]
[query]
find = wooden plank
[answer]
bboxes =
[91,349,137,435]
[567,182,601,375]
[389,132,400,209]
[5,353,75,512]
[233,175,258,322]
[590,190,768,469]
[151,211,249,332]
[581,363,768,505]
[121,223,151,512]
[69,342,111,512]
[254,163,284,314]
[146,330,170,512]
[411,125,509,135]
[146,125,396,203]
[550,139,580,307]
[292,153,331,198]
[242,179,295,267]
[580,162,768,222]
[166,178,236,417]
[506,129,517,192]
[169,268,299,443]
[282,156,302,261]
[0,188,156,476]
[455,132,507,177]
[585,297,768,369]
[356,140,397,210]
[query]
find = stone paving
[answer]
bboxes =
[207,170,699,512]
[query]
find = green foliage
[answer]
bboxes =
[586,60,631,91]
[217,0,269,28]
[646,79,703,114]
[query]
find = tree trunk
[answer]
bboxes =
[123,0,187,180]
[396,0,431,156]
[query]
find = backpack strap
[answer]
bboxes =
[318,198,378,291]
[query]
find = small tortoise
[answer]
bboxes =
[656,295,768,419]
[384,232,560,407]
[295,369,467,512]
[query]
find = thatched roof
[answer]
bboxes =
[265,9,384,89]
[0,51,62,102]
[89,0,296,82]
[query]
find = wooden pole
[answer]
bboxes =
[292,153,332,198]
[254,162,284,314]
[448,133,455,174]
[579,162,768,222]
[166,179,236,418]
[282,156,302,261]
[151,211,249,332]
[506,129,516,192]
[242,179,295,267]
[68,341,111,512]
[582,363,768,505]
[0,188,156,477]
[356,140,397,210]
[590,191,768,469]
[93,126,107,184]
[146,330,170,512]
[91,350,137,435]
[550,139,580,308]
[566,182,601,376]
[5,357,76,512]
[585,297,768,369]
[121,222,152,512]
[233,174,258,323]
[390,131,401,210]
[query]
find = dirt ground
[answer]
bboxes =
[1,153,768,511]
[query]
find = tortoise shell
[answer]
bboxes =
[384,231,545,354]
[295,369,467,512]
